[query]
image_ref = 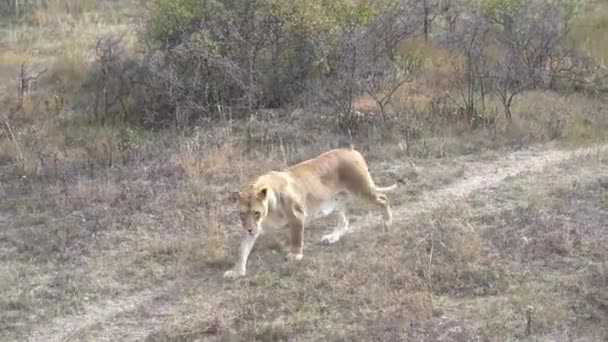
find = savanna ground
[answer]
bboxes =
[1,1,608,341]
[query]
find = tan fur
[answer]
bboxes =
[223,148,397,279]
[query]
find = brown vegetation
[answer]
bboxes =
[1,0,607,341]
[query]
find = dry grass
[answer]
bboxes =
[573,1,608,64]
[462,152,608,341]
[2,138,607,341]
[1,1,608,341]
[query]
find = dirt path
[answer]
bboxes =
[27,143,606,342]
[353,144,605,233]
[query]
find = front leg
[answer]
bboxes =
[224,232,260,279]
[286,218,304,261]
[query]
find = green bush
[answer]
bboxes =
[136,0,388,126]
[145,0,226,49]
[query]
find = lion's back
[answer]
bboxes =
[285,148,370,194]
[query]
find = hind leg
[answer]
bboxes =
[341,160,393,227]
[359,191,392,228]
[355,175,393,227]
[374,193,392,227]
[321,209,349,244]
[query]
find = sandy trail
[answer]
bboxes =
[353,144,605,232]
[27,144,605,342]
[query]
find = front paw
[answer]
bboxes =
[223,268,245,279]
[285,252,303,261]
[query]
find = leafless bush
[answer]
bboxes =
[546,111,564,140]
[485,0,585,119]
[366,0,418,61]
[489,52,531,121]
[77,0,595,132]
[85,32,225,129]
[86,34,137,124]
[410,0,446,41]
[139,2,299,127]
[317,27,358,122]
[442,10,491,128]
[493,1,576,90]
[16,62,47,110]
[313,3,422,135]
[359,57,419,120]
[135,48,210,128]
[436,1,589,125]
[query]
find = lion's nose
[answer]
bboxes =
[247,229,253,233]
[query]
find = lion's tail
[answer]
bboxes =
[375,183,398,192]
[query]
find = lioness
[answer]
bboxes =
[223,147,397,279]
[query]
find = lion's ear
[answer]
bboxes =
[257,188,268,200]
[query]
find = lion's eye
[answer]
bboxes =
[254,211,261,219]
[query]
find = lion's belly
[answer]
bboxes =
[308,192,349,222]
[262,213,288,230]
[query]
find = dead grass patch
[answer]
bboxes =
[1,2,607,341]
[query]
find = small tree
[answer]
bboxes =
[483,0,583,119]
[484,0,583,90]
[311,0,423,134]
[443,10,490,127]
[89,35,137,124]
[489,52,530,121]
[412,0,443,41]
[357,56,418,122]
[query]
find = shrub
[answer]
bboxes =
[131,0,417,128]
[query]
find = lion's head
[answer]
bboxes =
[232,186,269,235]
